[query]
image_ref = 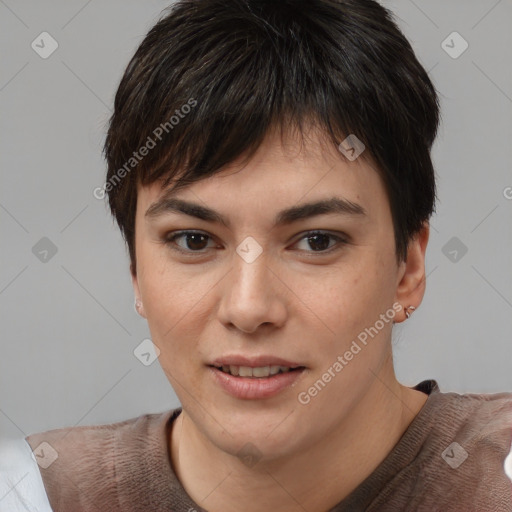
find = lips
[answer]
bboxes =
[208,365,307,399]
[214,364,303,378]
[206,355,307,399]
[208,356,306,378]
[209,355,305,368]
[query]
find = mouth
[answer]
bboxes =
[207,363,307,400]
[209,364,306,378]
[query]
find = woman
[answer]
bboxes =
[2,0,511,510]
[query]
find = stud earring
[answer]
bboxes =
[404,305,416,319]
[134,298,144,316]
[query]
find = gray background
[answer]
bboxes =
[1,0,511,440]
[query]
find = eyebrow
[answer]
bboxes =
[145,195,366,228]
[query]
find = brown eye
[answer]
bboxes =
[294,231,347,253]
[305,233,331,251]
[166,231,215,252]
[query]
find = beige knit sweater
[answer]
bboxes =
[26,380,512,511]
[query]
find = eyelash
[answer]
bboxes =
[163,230,348,257]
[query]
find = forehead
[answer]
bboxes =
[136,127,388,220]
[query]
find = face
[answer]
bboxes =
[131,127,417,462]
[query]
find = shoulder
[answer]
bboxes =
[439,388,512,452]
[415,388,512,509]
[457,389,512,482]
[0,437,53,511]
[427,387,512,464]
[22,409,179,512]
[25,409,175,458]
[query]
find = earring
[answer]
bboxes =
[404,305,416,319]
[134,298,144,316]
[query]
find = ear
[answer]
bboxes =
[131,262,147,318]
[393,222,429,323]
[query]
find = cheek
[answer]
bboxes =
[311,255,397,342]
[137,240,195,313]
[140,268,208,386]
[136,247,195,344]
[142,271,205,338]
[135,245,220,367]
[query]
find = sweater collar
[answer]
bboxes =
[119,380,440,511]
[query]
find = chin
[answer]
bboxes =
[212,413,302,456]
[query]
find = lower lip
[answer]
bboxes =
[208,366,306,400]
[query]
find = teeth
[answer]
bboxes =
[218,365,295,377]
[270,365,281,375]
[238,366,253,377]
[249,366,268,377]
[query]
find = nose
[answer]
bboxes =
[217,253,288,334]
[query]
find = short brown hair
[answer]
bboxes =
[103,0,440,269]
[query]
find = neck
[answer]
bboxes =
[169,360,428,512]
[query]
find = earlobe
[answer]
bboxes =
[131,262,147,318]
[134,297,146,318]
[394,223,430,323]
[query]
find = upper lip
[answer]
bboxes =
[209,355,305,368]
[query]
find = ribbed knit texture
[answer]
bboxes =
[26,380,512,512]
